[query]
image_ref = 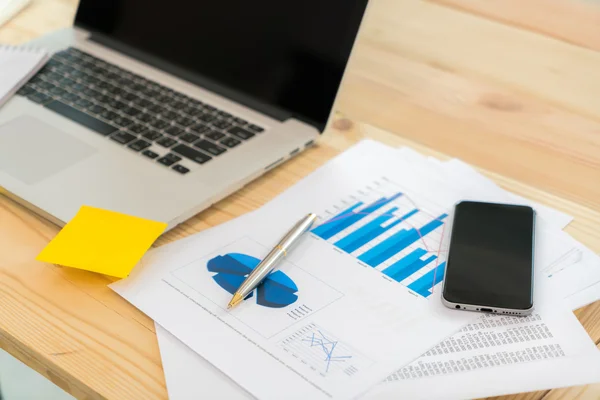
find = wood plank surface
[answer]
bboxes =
[428,0,600,52]
[1,0,599,399]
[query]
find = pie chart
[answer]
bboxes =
[207,253,299,308]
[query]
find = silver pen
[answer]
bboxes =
[227,213,318,309]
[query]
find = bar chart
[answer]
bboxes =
[311,179,448,299]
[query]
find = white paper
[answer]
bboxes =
[117,140,516,399]
[0,45,47,106]
[113,212,472,400]
[156,324,252,400]
[566,281,600,310]
[155,142,593,400]
[368,301,600,400]
[156,228,600,400]
[542,233,600,299]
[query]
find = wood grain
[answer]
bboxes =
[428,0,600,52]
[1,0,599,399]
[357,0,600,121]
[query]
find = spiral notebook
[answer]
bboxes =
[0,45,48,107]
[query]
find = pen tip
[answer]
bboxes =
[228,293,244,310]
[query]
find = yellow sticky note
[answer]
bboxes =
[36,206,167,278]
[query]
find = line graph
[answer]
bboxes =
[280,323,373,378]
[304,330,352,373]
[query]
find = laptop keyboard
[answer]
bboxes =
[16,47,265,174]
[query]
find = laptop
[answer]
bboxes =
[0,0,369,230]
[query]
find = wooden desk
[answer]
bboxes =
[1,0,599,398]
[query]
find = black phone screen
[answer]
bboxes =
[443,201,535,310]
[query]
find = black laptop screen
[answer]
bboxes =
[75,0,369,132]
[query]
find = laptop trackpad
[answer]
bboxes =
[0,116,97,184]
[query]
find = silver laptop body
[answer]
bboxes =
[0,0,369,230]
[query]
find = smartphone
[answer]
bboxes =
[442,201,535,316]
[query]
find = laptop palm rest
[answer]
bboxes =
[0,116,96,184]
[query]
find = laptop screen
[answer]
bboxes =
[75,0,369,132]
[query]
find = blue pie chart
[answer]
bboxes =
[207,253,299,308]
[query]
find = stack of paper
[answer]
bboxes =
[0,44,48,107]
[112,140,600,399]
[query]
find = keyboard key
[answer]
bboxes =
[160,110,178,120]
[89,105,107,115]
[217,111,232,119]
[171,100,186,109]
[175,116,194,127]
[247,124,264,133]
[132,97,153,108]
[107,86,125,96]
[190,124,210,134]
[197,113,216,123]
[183,105,202,116]
[203,104,216,112]
[37,81,55,91]
[100,110,119,121]
[106,72,120,81]
[130,82,145,92]
[157,153,182,167]
[194,140,226,156]
[172,165,190,174]
[179,133,199,143]
[62,92,80,103]
[96,81,112,89]
[49,86,67,97]
[212,119,232,130]
[27,91,51,104]
[220,136,241,148]
[45,101,118,136]
[74,98,93,109]
[17,86,35,96]
[156,94,171,103]
[128,139,152,152]
[46,72,63,82]
[137,113,153,123]
[142,88,161,98]
[233,117,247,125]
[205,130,226,141]
[129,124,148,134]
[69,69,86,79]
[123,106,141,117]
[57,77,75,87]
[147,104,163,113]
[142,149,159,159]
[172,144,212,164]
[228,126,255,140]
[108,99,127,109]
[150,118,169,130]
[121,92,138,102]
[113,116,134,128]
[165,126,183,137]
[142,130,163,141]
[156,137,177,148]
[188,98,203,107]
[110,131,137,144]
[86,89,104,101]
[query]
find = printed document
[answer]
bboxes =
[151,142,600,399]
[112,211,473,400]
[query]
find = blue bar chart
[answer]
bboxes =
[311,186,448,299]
